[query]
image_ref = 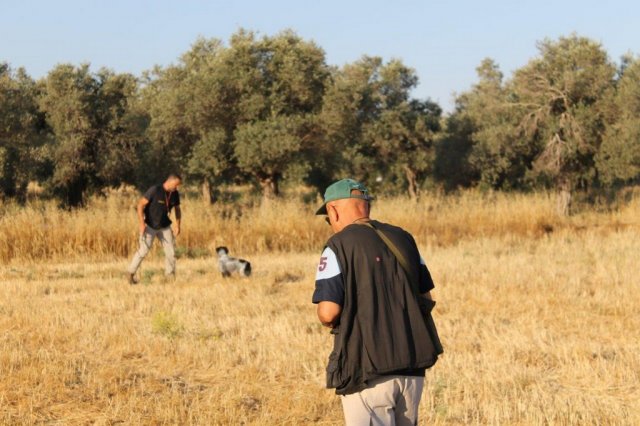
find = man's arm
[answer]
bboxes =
[137,197,149,234]
[317,301,342,328]
[313,247,344,327]
[174,205,181,236]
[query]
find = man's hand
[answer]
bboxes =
[174,225,181,237]
[139,222,146,235]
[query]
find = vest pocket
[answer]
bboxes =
[418,299,444,356]
[426,315,444,356]
[418,298,436,315]
[326,350,344,388]
[326,327,346,389]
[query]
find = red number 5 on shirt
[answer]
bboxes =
[318,256,328,272]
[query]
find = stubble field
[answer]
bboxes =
[1,192,639,425]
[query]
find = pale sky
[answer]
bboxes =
[1,0,638,112]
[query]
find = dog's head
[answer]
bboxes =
[215,246,229,257]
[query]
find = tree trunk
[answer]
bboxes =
[15,180,28,205]
[556,177,572,216]
[66,179,85,208]
[259,175,280,200]
[404,165,418,200]
[201,179,213,204]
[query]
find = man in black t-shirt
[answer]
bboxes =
[313,178,441,426]
[127,174,182,284]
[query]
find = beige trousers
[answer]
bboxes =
[127,226,176,276]
[341,375,424,426]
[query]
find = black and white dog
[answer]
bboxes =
[216,246,252,277]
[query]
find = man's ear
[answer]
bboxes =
[329,204,339,222]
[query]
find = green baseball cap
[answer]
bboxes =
[315,178,374,215]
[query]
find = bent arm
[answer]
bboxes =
[137,197,149,233]
[317,301,342,328]
[174,205,181,226]
[173,205,182,236]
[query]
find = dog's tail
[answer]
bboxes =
[242,260,252,277]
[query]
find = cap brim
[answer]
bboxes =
[315,203,328,215]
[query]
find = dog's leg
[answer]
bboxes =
[242,261,252,277]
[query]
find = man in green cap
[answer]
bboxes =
[312,178,442,426]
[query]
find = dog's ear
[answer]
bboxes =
[216,246,229,255]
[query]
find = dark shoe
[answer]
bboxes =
[129,273,139,285]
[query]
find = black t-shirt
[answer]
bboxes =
[143,184,180,229]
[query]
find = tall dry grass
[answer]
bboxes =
[1,190,639,424]
[0,227,638,424]
[1,189,638,263]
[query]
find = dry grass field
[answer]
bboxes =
[1,191,639,424]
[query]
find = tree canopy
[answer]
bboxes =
[440,35,636,214]
[0,30,638,212]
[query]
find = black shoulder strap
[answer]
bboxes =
[360,221,419,295]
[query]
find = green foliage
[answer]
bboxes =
[0,64,46,201]
[225,30,329,197]
[38,64,145,206]
[2,32,639,208]
[141,269,157,284]
[435,112,477,190]
[95,71,147,187]
[370,99,442,197]
[151,311,184,339]
[447,36,622,214]
[137,63,194,189]
[187,128,234,198]
[446,58,532,190]
[597,56,640,184]
[321,56,391,183]
[320,56,443,196]
[234,115,316,197]
[509,35,616,213]
[143,29,329,199]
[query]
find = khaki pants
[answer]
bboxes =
[127,226,176,276]
[341,375,424,426]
